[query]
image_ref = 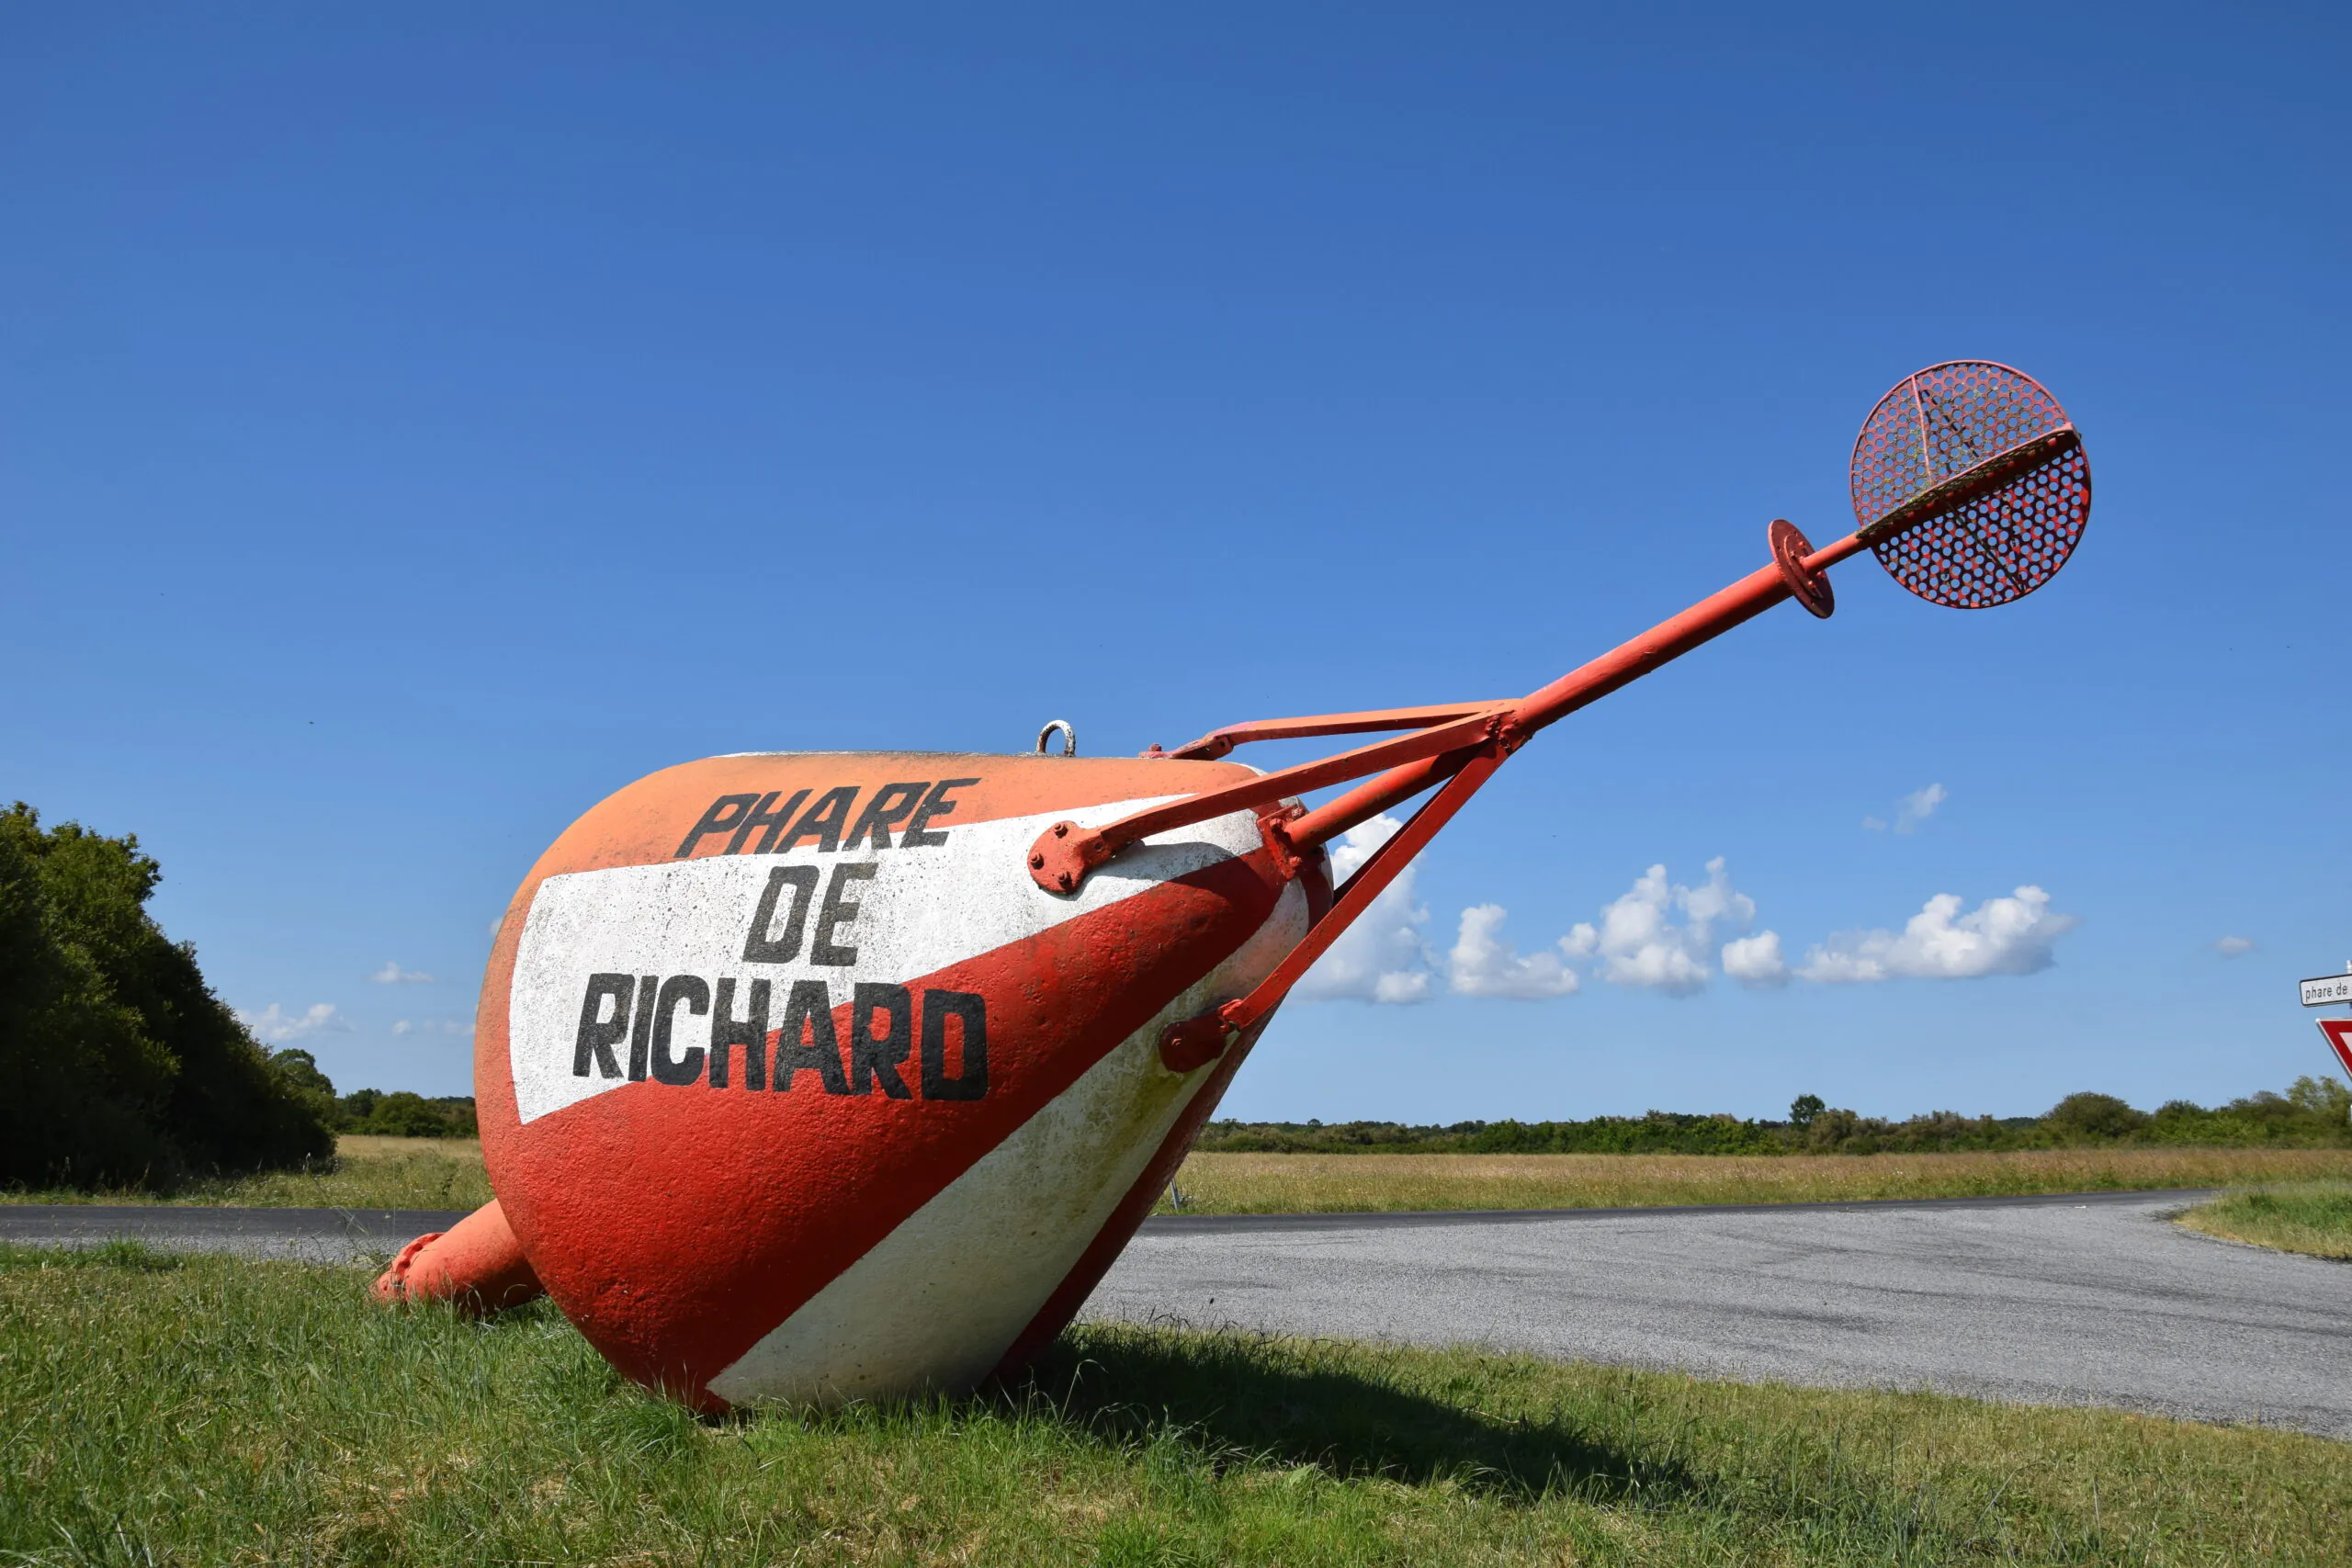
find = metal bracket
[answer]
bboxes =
[1770,519,1834,620]
[1159,1012,1235,1073]
[1258,803,1306,880]
[1027,819,1114,894]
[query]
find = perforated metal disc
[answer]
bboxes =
[1849,361,2091,609]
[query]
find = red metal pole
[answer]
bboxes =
[1281,750,1467,852]
[1159,748,1509,1067]
[1284,544,1837,854]
[1027,709,1502,893]
[1509,559,1794,738]
[1163,700,1503,761]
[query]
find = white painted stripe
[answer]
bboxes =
[507,795,1259,1124]
[705,875,1309,1406]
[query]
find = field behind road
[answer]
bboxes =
[0,1136,495,1211]
[1156,1147,2352,1214]
[2,1242,2345,1567]
[11,1138,2352,1214]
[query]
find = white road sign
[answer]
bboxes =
[2300,973,2352,1008]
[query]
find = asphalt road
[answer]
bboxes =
[8,1190,2347,1437]
[1089,1189,2352,1438]
[0,1204,464,1264]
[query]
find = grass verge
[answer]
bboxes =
[2177,1179,2352,1260]
[1,1245,2345,1565]
[1155,1147,2352,1214]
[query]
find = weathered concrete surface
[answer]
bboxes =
[1088,1190,2352,1438]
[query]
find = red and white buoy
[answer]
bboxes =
[379,362,2094,1412]
[383,750,1324,1409]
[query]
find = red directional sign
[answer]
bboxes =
[2320,1019,2352,1084]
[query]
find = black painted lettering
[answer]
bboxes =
[810,862,877,966]
[849,982,913,1099]
[843,782,929,851]
[572,973,633,1079]
[627,975,659,1080]
[708,977,769,1089]
[775,979,849,1094]
[650,975,710,1086]
[920,988,989,1100]
[742,865,820,963]
[775,785,858,854]
[674,795,758,859]
[901,777,979,849]
[729,789,808,855]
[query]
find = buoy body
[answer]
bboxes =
[476,750,1323,1409]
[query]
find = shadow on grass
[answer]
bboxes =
[1010,1325,1693,1504]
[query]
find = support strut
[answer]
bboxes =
[1041,410,2072,1054]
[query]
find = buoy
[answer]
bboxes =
[381,362,2092,1411]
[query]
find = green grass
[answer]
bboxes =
[2,1246,2346,1564]
[2177,1179,2352,1260]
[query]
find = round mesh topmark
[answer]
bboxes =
[1849,361,2091,609]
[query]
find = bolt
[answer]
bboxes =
[1053,823,1069,838]
[1057,872,1075,890]
[1030,852,1046,869]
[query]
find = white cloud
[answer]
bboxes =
[1721,931,1791,988]
[1445,904,1581,998]
[1295,816,1432,1004]
[240,1003,348,1043]
[2213,935,2254,956]
[1865,782,1947,834]
[369,961,435,984]
[1798,886,2076,982]
[1572,858,1770,997]
[393,1017,475,1038]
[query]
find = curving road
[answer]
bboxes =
[8,1189,2348,1437]
[1087,1190,2352,1438]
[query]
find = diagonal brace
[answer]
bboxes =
[1027,707,1504,894]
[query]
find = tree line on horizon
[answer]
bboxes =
[1193,1080,2352,1156]
[6,800,2348,1188]
[264,1048,478,1139]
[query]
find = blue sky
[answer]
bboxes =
[5,5,2346,1122]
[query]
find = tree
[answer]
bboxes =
[2042,1091,2150,1141]
[1788,1093,1826,1132]
[266,1047,340,1126]
[2288,1075,2352,1127]
[0,804,333,1188]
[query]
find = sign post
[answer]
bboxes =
[2305,965,2352,1087]
[2298,973,2352,1009]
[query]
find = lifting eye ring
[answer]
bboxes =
[1035,720,1077,757]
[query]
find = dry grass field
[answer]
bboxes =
[1154,1147,2352,1214]
[15,1139,2352,1218]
